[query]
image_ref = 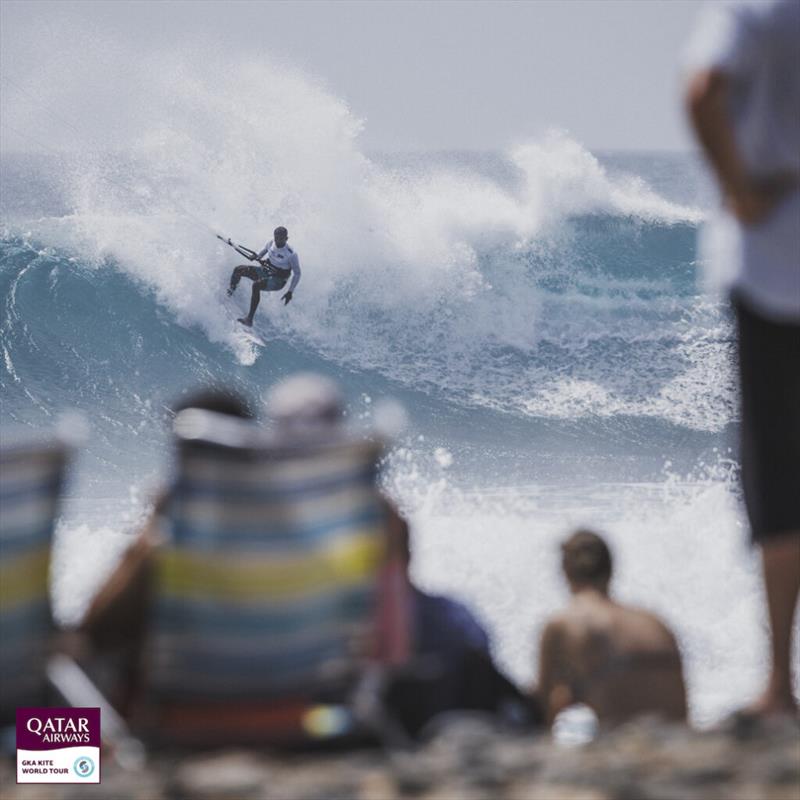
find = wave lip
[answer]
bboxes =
[510,131,704,229]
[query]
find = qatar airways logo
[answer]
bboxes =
[17,708,101,784]
[25,716,91,744]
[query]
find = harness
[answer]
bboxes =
[261,260,291,279]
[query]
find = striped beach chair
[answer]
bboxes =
[0,433,68,722]
[143,409,395,745]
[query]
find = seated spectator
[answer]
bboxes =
[535,530,687,729]
[384,513,542,737]
[79,388,255,712]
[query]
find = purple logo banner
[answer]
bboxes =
[17,708,101,750]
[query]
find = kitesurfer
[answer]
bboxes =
[227,226,301,326]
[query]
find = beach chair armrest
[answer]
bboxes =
[46,654,146,770]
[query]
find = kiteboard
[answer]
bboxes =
[236,322,266,347]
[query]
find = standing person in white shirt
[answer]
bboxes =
[685,0,800,722]
[227,226,301,327]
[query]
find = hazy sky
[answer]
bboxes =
[1,0,708,153]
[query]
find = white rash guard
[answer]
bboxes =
[256,240,302,293]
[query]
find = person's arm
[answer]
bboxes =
[535,619,572,727]
[79,513,161,651]
[282,253,301,305]
[372,497,412,664]
[255,240,271,261]
[686,70,796,225]
[663,626,689,722]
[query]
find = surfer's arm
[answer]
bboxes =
[255,240,272,261]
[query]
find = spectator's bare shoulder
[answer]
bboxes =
[652,615,682,652]
[637,605,676,631]
[543,609,571,632]
[625,604,681,648]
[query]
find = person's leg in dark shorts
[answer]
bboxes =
[236,277,268,326]
[735,295,800,718]
[228,264,265,296]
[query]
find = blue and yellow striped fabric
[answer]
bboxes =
[147,415,388,702]
[0,438,66,720]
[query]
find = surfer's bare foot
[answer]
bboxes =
[237,317,252,327]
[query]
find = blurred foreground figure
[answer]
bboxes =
[79,389,254,712]
[686,0,800,719]
[535,530,687,728]
[82,384,409,747]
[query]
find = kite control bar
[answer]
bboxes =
[216,234,260,262]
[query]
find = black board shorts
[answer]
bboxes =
[255,264,290,291]
[734,293,800,543]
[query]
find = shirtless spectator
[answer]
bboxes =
[535,530,687,728]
